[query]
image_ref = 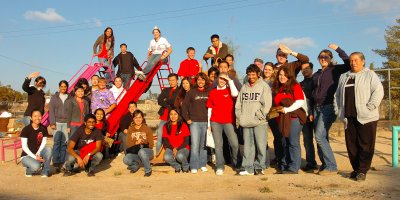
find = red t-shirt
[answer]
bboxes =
[273,83,304,106]
[159,88,176,121]
[162,123,190,150]
[206,88,235,124]
[95,122,103,130]
[177,59,200,78]
[98,43,108,58]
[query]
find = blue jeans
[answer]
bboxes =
[211,122,240,170]
[282,118,302,172]
[314,104,338,171]
[156,120,167,153]
[118,132,127,153]
[65,150,103,172]
[189,122,208,170]
[120,73,133,88]
[23,116,31,127]
[268,119,285,169]
[142,54,168,74]
[302,121,317,167]
[242,124,267,173]
[164,148,189,171]
[123,148,154,173]
[52,123,68,164]
[21,146,52,176]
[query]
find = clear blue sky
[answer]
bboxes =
[1,0,399,94]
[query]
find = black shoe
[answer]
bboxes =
[355,173,366,181]
[175,168,181,173]
[255,169,265,175]
[182,169,190,173]
[349,171,358,179]
[301,165,318,172]
[282,170,298,174]
[63,171,73,177]
[86,170,95,177]
[275,168,283,174]
[130,168,139,174]
[144,170,152,177]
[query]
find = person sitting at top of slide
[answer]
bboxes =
[203,34,230,68]
[135,26,172,81]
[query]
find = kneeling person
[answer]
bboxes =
[124,110,154,177]
[162,109,190,173]
[64,114,104,177]
[20,109,52,177]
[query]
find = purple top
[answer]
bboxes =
[91,89,116,113]
[311,47,350,108]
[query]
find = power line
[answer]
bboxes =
[0,54,71,76]
[0,0,270,34]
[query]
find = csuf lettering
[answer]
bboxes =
[242,93,261,101]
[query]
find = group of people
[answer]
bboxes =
[19,26,384,181]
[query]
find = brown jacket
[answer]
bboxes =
[276,53,309,77]
[203,42,230,67]
[278,98,307,137]
[126,124,154,150]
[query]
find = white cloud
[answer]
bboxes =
[24,8,66,23]
[259,37,316,54]
[85,18,102,27]
[354,0,400,13]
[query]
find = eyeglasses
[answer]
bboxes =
[318,55,331,60]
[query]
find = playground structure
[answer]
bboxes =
[41,56,173,137]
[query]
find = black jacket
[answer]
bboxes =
[112,51,141,76]
[157,87,179,116]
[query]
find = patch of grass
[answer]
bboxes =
[113,171,122,176]
[260,177,268,181]
[259,186,272,193]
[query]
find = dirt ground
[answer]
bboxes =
[1,125,399,200]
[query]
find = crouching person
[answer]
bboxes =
[21,109,52,177]
[162,109,190,173]
[64,114,104,177]
[124,110,154,177]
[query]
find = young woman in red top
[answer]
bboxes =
[207,72,240,175]
[94,108,112,159]
[272,65,305,174]
[162,109,190,173]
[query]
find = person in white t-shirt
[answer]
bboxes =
[110,76,126,104]
[136,26,172,81]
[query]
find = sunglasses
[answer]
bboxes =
[318,55,331,60]
[277,53,287,58]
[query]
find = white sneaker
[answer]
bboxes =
[25,174,32,178]
[191,169,198,174]
[201,167,208,172]
[216,169,224,176]
[41,174,49,178]
[135,71,144,75]
[239,171,254,176]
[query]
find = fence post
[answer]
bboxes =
[393,126,400,168]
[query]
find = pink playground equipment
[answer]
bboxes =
[41,55,173,137]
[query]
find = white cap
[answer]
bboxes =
[153,26,160,32]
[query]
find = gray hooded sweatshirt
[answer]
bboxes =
[235,78,272,128]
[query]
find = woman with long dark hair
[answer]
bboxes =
[162,109,190,173]
[93,27,115,65]
[182,72,210,173]
[272,65,306,174]
[65,86,90,136]
[174,77,192,114]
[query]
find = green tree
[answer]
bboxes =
[373,18,400,119]
[0,85,24,102]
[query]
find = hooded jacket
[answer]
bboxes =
[334,68,384,125]
[235,78,272,127]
